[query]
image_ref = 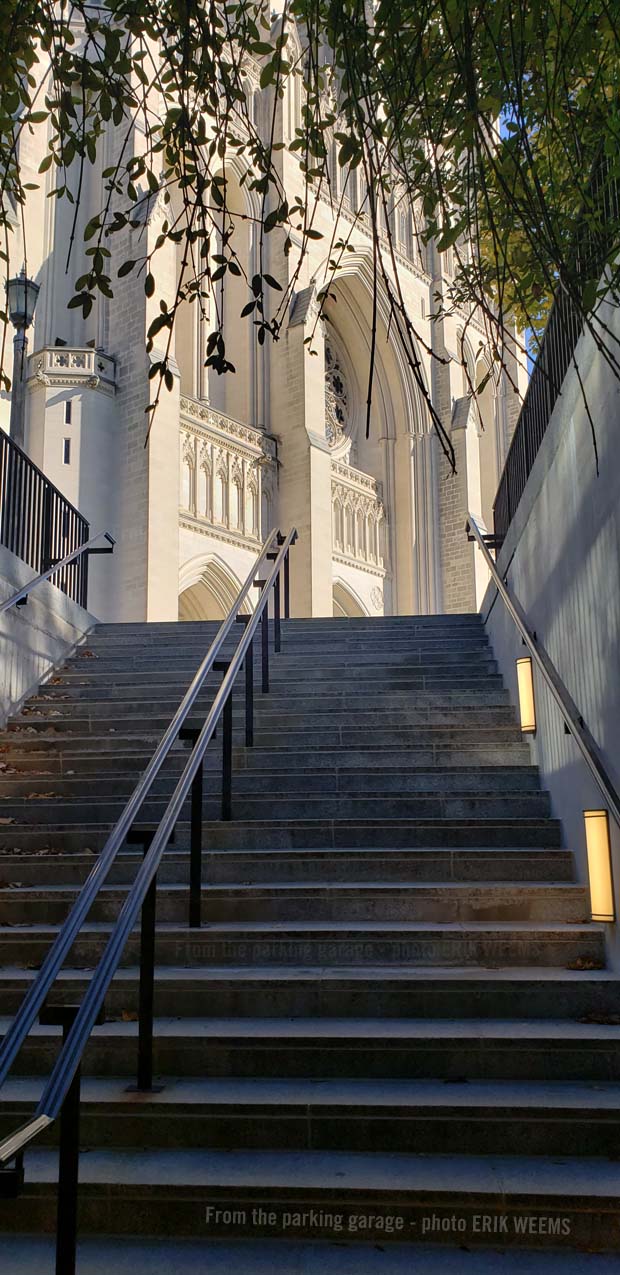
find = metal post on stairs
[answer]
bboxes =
[214,660,233,821]
[39,1002,105,1275]
[125,831,163,1095]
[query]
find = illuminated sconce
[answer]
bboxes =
[516,657,536,734]
[584,809,615,923]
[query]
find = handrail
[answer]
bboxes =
[0,525,295,1165]
[0,530,115,615]
[0,525,279,1100]
[467,511,620,830]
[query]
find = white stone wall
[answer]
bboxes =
[4,16,511,622]
[482,294,620,965]
[0,545,95,724]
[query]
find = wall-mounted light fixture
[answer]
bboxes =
[516,656,536,734]
[584,809,615,923]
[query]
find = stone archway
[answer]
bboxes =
[333,580,368,618]
[178,556,251,621]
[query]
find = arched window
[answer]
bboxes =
[356,508,366,559]
[214,466,227,523]
[198,461,212,520]
[230,476,242,530]
[180,438,195,511]
[332,498,344,550]
[261,488,272,538]
[345,504,354,554]
[328,139,339,200]
[245,481,259,536]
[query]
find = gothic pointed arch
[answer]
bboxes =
[178,554,252,621]
[313,250,441,614]
[333,579,369,618]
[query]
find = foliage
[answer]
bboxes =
[1,0,619,456]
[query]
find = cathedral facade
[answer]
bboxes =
[0,17,526,622]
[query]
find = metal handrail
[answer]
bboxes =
[467,511,620,829]
[0,527,295,1168]
[0,530,115,615]
[0,525,280,1108]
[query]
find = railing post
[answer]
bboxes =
[125,831,162,1094]
[252,583,270,693]
[178,734,204,933]
[236,615,254,747]
[41,484,53,573]
[39,1001,105,1275]
[273,571,281,653]
[215,659,233,821]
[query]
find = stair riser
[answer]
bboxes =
[2,977,617,1021]
[0,887,587,925]
[0,822,563,853]
[0,796,553,825]
[1,1104,619,1155]
[15,704,516,728]
[0,771,543,800]
[36,675,503,701]
[63,645,493,671]
[51,659,499,682]
[4,1185,619,1252]
[3,726,527,749]
[0,747,535,774]
[0,929,603,968]
[0,850,574,886]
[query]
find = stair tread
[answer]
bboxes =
[2,1235,616,1275]
[0,881,583,894]
[3,1074,620,1107]
[0,919,597,933]
[0,963,616,982]
[4,1014,619,1040]
[17,1146,620,1195]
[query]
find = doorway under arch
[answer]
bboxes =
[333,580,368,618]
[178,558,251,621]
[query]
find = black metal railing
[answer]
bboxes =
[0,525,297,1275]
[494,155,620,545]
[0,430,90,607]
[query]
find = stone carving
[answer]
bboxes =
[370,585,383,610]
[325,341,349,448]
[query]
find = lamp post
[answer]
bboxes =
[6,267,40,450]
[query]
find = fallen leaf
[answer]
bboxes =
[0,818,15,825]
[121,1010,139,1022]
[566,957,605,970]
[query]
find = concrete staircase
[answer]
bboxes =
[0,614,619,1270]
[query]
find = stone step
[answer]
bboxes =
[2,966,616,1021]
[14,693,515,724]
[0,919,603,968]
[0,847,574,886]
[70,635,492,660]
[0,747,535,777]
[50,660,499,685]
[2,1076,620,1155]
[91,615,484,632]
[0,793,554,826]
[3,1147,619,1252]
[0,818,563,854]
[2,1020,619,1084]
[0,768,543,801]
[0,882,587,925]
[33,675,504,702]
[2,1235,616,1275]
[0,725,528,753]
